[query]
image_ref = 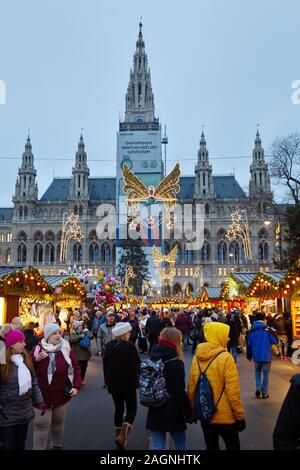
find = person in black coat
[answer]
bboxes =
[273,373,300,449]
[146,327,192,450]
[105,322,140,450]
[145,311,161,352]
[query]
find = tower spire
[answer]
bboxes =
[249,128,271,196]
[123,21,156,124]
[194,129,214,198]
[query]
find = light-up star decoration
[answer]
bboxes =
[122,163,181,230]
[226,209,252,260]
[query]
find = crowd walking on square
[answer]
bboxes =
[0,303,299,450]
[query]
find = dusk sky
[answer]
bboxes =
[0,0,299,206]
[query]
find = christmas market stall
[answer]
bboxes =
[277,264,300,339]
[220,272,249,311]
[44,275,87,330]
[246,271,286,315]
[0,267,53,325]
[199,287,222,308]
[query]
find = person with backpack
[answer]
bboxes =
[69,320,93,385]
[188,322,245,450]
[246,312,278,399]
[141,327,192,450]
[105,322,140,450]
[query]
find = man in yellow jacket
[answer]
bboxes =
[188,322,245,450]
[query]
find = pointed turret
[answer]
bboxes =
[124,21,156,124]
[194,129,214,198]
[249,127,271,195]
[69,132,90,201]
[13,133,38,202]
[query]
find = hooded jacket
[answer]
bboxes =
[188,322,245,424]
[146,343,192,432]
[247,320,278,362]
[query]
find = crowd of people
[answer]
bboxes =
[0,304,299,450]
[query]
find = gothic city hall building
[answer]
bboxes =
[0,24,286,295]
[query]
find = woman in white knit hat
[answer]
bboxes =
[105,322,140,450]
[30,323,81,450]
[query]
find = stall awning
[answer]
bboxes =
[43,275,75,288]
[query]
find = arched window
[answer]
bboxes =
[101,244,110,264]
[45,243,55,264]
[17,231,27,242]
[258,228,268,240]
[173,284,182,297]
[45,230,55,242]
[259,241,269,261]
[73,242,83,262]
[24,206,28,218]
[19,206,23,218]
[201,241,210,262]
[217,241,227,264]
[89,230,98,241]
[34,231,43,242]
[79,205,83,216]
[229,241,239,264]
[112,244,116,262]
[33,243,43,264]
[17,243,27,263]
[89,242,99,263]
[74,205,78,215]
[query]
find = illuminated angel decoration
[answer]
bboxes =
[122,163,180,228]
[153,245,178,266]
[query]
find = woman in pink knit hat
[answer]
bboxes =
[0,329,46,450]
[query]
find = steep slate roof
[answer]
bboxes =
[0,208,13,223]
[40,174,247,202]
[177,176,246,199]
[203,287,222,299]
[233,271,287,288]
[40,178,70,202]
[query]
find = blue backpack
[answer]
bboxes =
[195,351,225,423]
[139,357,177,408]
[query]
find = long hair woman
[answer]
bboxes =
[31,323,81,450]
[146,327,192,450]
[105,322,141,450]
[0,329,45,450]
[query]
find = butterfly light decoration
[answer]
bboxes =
[122,163,180,229]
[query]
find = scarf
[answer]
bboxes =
[11,354,32,396]
[158,338,178,352]
[40,338,74,385]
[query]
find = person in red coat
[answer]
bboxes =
[175,311,191,350]
[31,323,81,450]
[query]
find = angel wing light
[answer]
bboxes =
[122,163,181,226]
[153,245,178,267]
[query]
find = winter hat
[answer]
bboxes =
[73,320,84,330]
[5,329,25,348]
[43,322,61,341]
[106,308,115,317]
[112,322,132,339]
